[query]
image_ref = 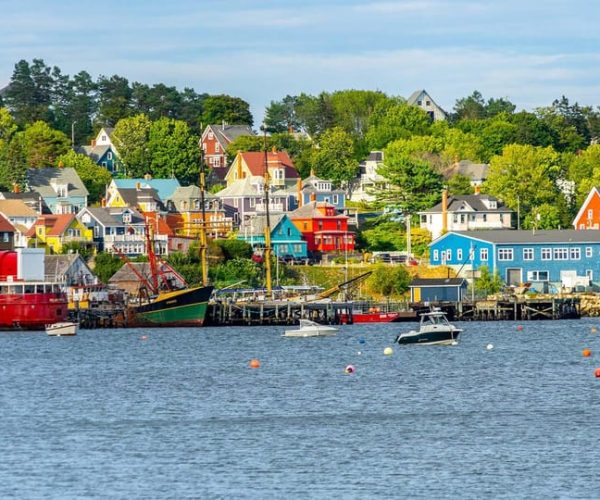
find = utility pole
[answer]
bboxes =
[406,213,412,260]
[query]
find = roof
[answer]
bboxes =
[28,214,76,237]
[434,229,600,245]
[362,151,384,162]
[27,167,89,198]
[0,213,15,232]
[109,262,152,283]
[80,206,145,226]
[81,207,121,226]
[142,212,175,236]
[444,160,489,181]
[166,185,217,202]
[76,144,112,162]
[573,186,600,227]
[407,89,426,105]
[290,201,348,219]
[204,124,255,145]
[114,186,163,209]
[0,199,39,218]
[239,151,299,179]
[421,195,512,214]
[44,254,92,279]
[112,179,181,200]
[216,176,264,197]
[239,214,286,236]
[410,278,467,287]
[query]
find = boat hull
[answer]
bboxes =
[128,286,213,327]
[396,329,461,346]
[46,322,78,336]
[0,293,68,330]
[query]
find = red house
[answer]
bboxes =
[290,201,355,253]
[574,186,600,229]
[200,123,255,179]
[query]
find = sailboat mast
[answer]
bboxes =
[199,151,209,286]
[262,126,272,296]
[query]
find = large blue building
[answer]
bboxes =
[430,230,600,291]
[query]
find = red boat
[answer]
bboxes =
[0,250,68,330]
[339,308,417,324]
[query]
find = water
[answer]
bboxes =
[2,320,600,499]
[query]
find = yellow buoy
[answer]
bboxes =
[383,347,393,356]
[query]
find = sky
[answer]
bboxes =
[1,0,599,125]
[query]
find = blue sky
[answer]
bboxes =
[2,0,599,124]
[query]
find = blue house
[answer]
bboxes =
[238,214,307,259]
[76,127,122,175]
[27,167,88,215]
[430,230,600,291]
[409,278,468,302]
[296,172,345,210]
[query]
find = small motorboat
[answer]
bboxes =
[46,321,79,336]
[284,319,338,337]
[395,309,461,346]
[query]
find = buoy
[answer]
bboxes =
[249,359,261,369]
[583,349,592,358]
[592,327,598,333]
[357,351,362,355]
[486,343,494,350]
[345,364,355,374]
[595,368,600,378]
[140,335,148,341]
[451,341,459,346]
[383,347,393,356]
[516,325,524,331]
[358,338,366,345]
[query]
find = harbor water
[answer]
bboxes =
[2,320,600,499]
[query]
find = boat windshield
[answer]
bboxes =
[422,313,450,326]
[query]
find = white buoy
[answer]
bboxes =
[357,351,362,355]
[486,343,494,350]
[383,347,393,356]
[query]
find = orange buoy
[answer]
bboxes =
[516,325,524,331]
[249,359,261,369]
[583,348,592,358]
[595,368,600,378]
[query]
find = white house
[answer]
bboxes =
[407,89,447,121]
[350,151,389,202]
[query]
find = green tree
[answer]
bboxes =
[201,95,253,126]
[56,149,112,203]
[92,252,124,284]
[447,173,474,195]
[509,111,554,147]
[330,89,390,137]
[214,239,253,260]
[367,264,410,297]
[69,71,97,145]
[264,95,300,133]
[20,121,70,168]
[570,145,600,204]
[96,74,132,126]
[3,60,38,126]
[295,92,333,136]
[112,114,152,177]
[311,126,358,188]
[366,99,432,149]
[522,203,564,230]
[475,265,503,296]
[454,90,486,120]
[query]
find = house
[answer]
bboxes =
[0,214,15,251]
[108,261,185,297]
[350,151,389,203]
[76,127,121,175]
[289,201,355,254]
[106,177,181,205]
[0,191,46,213]
[215,175,295,223]
[142,211,194,254]
[409,278,468,302]
[165,185,235,238]
[443,160,489,187]
[406,89,447,121]
[573,186,600,230]
[429,230,600,291]
[238,214,308,259]
[106,184,164,212]
[26,214,93,254]
[200,123,255,171]
[419,191,514,240]
[296,170,345,210]
[77,207,160,256]
[0,199,40,248]
[45,254,97,286]
[27,167,88,215]
[225,150,300,189]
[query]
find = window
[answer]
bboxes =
[527,271,549,281]
[553,248,568,260]
[249,197,256,207]
[426,100,431,105]
[303,222,308,230]
[333,195,338,204]
[480,248,488,261]
[588,209,593,219]
[102,161,107,167]
[215,143,220,153]
[107,152,112,160]
[498,248,513,261]
[541,248,552,260]
[523,248,534,261]
[586,270,593,280]
[294,244,302,253]
[446,249,452,262]
[433,249,439,261]
[102,135,107,142]
[570,247,581,260]
[2,233,9,243]
[457,249,463,261]
[122,212,131,223]
[482,214,487,222]
[586,247,593,258]
[417,100,422,105]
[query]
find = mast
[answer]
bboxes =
[199,150,209,286]
[261,125,272,297]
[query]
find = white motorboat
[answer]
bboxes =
[284,319,338,337]
[395,309,461,346]
[46,321,78,336]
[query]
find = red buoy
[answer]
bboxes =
[249,359,261,369]
[595,368,600,378]
[516,325,524,331]
[583,348,592,358]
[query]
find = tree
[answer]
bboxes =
[96,75,132,126]
[522,203,563,230]
[570,145,600,205]
[264,95,300,133]
[92,252,124,284]
[3,60,38,126]
[509,111,554,147]
[311,126,358,188]
[367,264,410,297]
[454,91,486,120]
[475,265,503,296]
[201,95,253,126]
[330,89,390,137]
[486,97,516,117]
[56,149,112,203]
[69,71,97,145]
[0,109,25,190]
[295,92,333,136]
[112,114,152,177]
[20,121,70,168]
[447,174,474,195]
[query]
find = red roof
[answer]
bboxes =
[240,151,299,179]
[143,212,175,236]
[0,213,15,232]
[27,214,76,237]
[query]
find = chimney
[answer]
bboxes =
[91,139,96,147]
[136,182,141,191]
[296,178,303,208]
[101,197,106,207]
[442,189,448,233]
[310,192,316,203]
[144,173,152,180]
[474,184,481,195]
[12,183,20,193]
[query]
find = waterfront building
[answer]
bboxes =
[409,278,468,302]
[429,230,600,291]
[238,214,307,259]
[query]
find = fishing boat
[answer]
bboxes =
[46,321,78,336]
[395,308,462,346]
[284,319,338,337]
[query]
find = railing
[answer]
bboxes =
[104,234,168,242]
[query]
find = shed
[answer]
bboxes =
[410,278,468,302]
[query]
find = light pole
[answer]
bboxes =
[71,121,77,148]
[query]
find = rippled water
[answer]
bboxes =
[2,320,600,499]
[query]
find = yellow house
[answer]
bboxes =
[27,214,93,254]
[225,150,300,188]
[105,183,163,212]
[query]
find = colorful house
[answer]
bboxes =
[106,178,181,205]
[0,214,15,251]
[573,186,600,229]
[225,150,300,189]
[76,127,121,175]
[27,167,89,215]
[106,183,164,212]
[429,230,600,291]
[200,123,255,171]
[289,201,355,254]
[27,214,93,254]
[409,278,468,302]
[296,171,345,210]
[0,199,40,248]
[238,214,307,259]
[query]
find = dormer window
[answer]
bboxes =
[489,201,497,209]
[123,212,131,223]
[52,182,68,198]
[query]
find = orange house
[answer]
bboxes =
[574,187,600,229]
[289,201,355,253]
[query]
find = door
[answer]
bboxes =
[506,268,522,286]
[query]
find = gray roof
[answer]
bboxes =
[407,89,425,105]
[421,195,512,214]
[116,187,163,209]
[363,151,383,162]
[109,262,152,283]
[206,124,255,146]
[166,185,217,202]
[76,144,112,162]
[27,167,89,198]
[239,214,286,236]
[45,254,93,280]
[444,160,489,181]
[441,230,600,245]
[81,206,144,226]
[410,278,467,287]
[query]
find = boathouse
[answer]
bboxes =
[409,278,468,302]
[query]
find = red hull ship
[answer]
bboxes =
[0,250,68,330]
